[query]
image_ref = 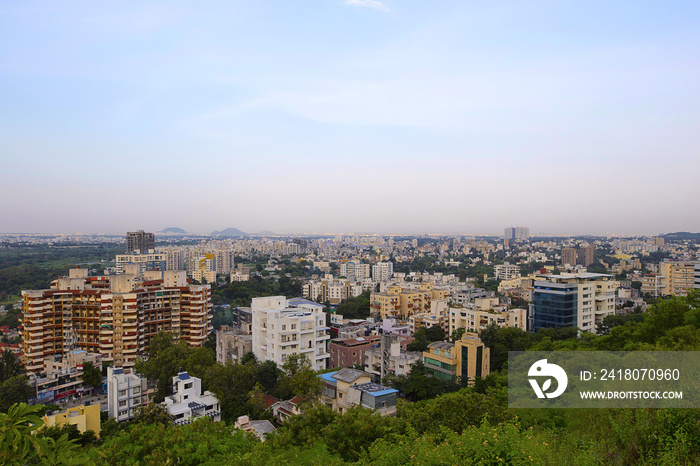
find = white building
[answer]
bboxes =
[163,372,221,425]
[449,307,527,335]
[251,297,330,371]
[340,260,371,280]
[107,366,148,422]
[115,252,167,274]
[494,263,520,281]
[372,262,394,282]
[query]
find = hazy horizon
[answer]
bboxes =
[2,1,699,236]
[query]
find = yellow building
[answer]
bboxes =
[659,261,697,296]
[41,404,101,436]
[422,333,490,384]
[371,283,450,319]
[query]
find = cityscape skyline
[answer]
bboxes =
[2,1,700,235]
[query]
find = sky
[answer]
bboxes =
[1,0,699,236]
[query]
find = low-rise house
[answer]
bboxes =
[41,404,101,436]
[233,415,276,441]
[329,335,381,369]
[271,395,304,423]
[318,368,398,416]
[363,334,419,379]
[163,372,221,425]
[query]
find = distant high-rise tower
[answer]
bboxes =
[126,230,155,253]
[504,226,529,240]
[577,245,595,267]
[561,248,578,267]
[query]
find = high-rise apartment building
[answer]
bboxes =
[251,297,330,371]
[561,248,578,267]
[659,261,699,296]
[561,246,596,267]
[577,245,595,267]
[126,230,155,254]
[20,269,211,373]
[339,260,370,280]
[531,273,618,333]
[504,227,529,240]
[372,261,394,282]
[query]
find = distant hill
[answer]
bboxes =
[661,232,700,241]
[211,227,247,237]
[158,227,187,234]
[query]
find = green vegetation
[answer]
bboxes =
[335,291,371,319]
[407,325,445,352]
[81,361,103,390]
[210,275,303,307]
[0,244,123,301]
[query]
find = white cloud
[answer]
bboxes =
[343,0,389,13]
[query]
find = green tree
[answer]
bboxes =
[278,354,323,402]
[0,375,33,413]
[450,327,465,343]
[135,332,194,402]
[96,417,256,465]
[81,361,103,391]
[479,323,532,372]
[132,403,175,426]
[0,403,88,465]
[0,349,23,383]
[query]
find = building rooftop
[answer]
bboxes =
[287,297,324,308]
[351,382,398,397]
[427,341,454,351]
[332,368,367,383]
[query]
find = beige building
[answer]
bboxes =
[20,269,212,373]
[303,278,363,305]
[449,307,526,335]
[41,404,101,436]
[641,273,664,297]
[216,325,252,364]
[339,260,371,280]
[422,333,490,384]
[494,263,520,280]
[370,282,450,319]
[659,261,698,296]
[318,368,399,416]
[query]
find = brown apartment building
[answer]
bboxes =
[329,336,381,369]
[20,268,211,373]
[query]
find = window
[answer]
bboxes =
[119,400,127,407]
[184,395,188,400]
[119,390,127,397]
[119,410,127,417]
[184,383,192,390]
[132,387,140,394]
